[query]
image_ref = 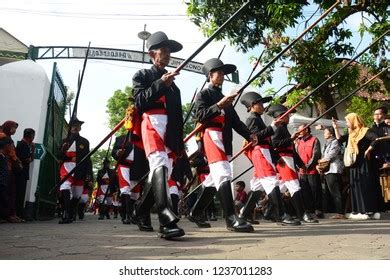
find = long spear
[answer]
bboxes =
[203,66,390,190]
[275,29,389,122]
[232,0,341,107]
[68,42,91,124]
[174,1,253,73]
[184,1,340,142]
[49,118,126,194]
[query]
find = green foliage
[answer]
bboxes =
[182,102,196,136]
[106,86,133,135]
[346,96,379,125]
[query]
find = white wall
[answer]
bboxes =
[0,60,51,203]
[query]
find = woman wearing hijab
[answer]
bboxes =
[333,113,380,219]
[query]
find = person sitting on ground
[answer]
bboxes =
[234,181,248,213]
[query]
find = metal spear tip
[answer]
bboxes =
[138,31,151,40]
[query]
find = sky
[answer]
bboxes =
[0,0,376,148]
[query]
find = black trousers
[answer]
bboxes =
[325,173,343,214]
[299,173,322,212]
[15,176,28,218]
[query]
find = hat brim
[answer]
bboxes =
[212,64,236,75]
[253,96,273,105]
[150,40,183,53]
[70,120,84,126]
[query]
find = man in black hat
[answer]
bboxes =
[267,105,318,223]
[58,118,93,224]
[239,91,299,225]
[190,58,255,232]
[132,31,185,239]
[96,158,115,220]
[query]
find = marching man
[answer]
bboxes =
[267,105,318,223]
[58,118,93,224]
[240,91,299,225]
[132,31,185,239]
[190,58,255,232]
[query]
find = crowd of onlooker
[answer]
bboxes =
[0,121,35,223]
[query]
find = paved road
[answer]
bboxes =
[1,213,389,260]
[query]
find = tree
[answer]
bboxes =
[186,0,389,123]
[106,86,133,135]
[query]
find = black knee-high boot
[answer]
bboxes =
[98,204,105,220]
[122,194,135,224]
[135,176,154,231]
[59,190,72,224]
[152,166,184,239]
[268,187,300,226]
[170,193,180,217]
[238,190,261,224]
[218,181,254,232]
[70,197,80,221]
[78,202,86,220]
[291,190,318,223]
[188,186,217,228]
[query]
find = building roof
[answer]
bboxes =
[0,28,28,61]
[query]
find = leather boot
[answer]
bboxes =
[59,190,72,224]
[120,195,126,221]
[218,181,254,232]
[291,191,318,223]
[135,176,154,232]
[70,197,80,222]
[188,186,216,228]
[170,193,179,216]
[238,190,261,224]
[78,202,85,220]
[121,194,132,224]
[152,166,184,239]
[268,187,300,226]
[98,204,105,220]
[113,206,118,219]
[105,205,111,219]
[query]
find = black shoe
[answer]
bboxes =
[208,213,217,221]
[276,213,301,226]
[187,214,211,228]
[302,212,319,223]
[158,223,185,239]
[315,210,325,219]
[218,181,254,233]
[136,215,154,231]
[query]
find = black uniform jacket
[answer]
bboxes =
[60,134,93,180]
[111,134,149,180]
[132,65,184,155]
[246,112,279,163]
[97,167,116,193]
[271,123,304,168]
[194,85,251,156]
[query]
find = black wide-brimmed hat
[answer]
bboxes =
[240,91,273,111]
[266,104,289,118]
[69,117,84,126]
[202,58,236,77]
[146,31,183,53]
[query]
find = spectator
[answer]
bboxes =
[0,120,23,222]
[234,181,248,213]
[384,115,390,126]
[0,137,13,222]
[15,128,35,219]
[370,106,390,212]
[317,127,345,219]
[295,124,323,218]
[333,113,380,220]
